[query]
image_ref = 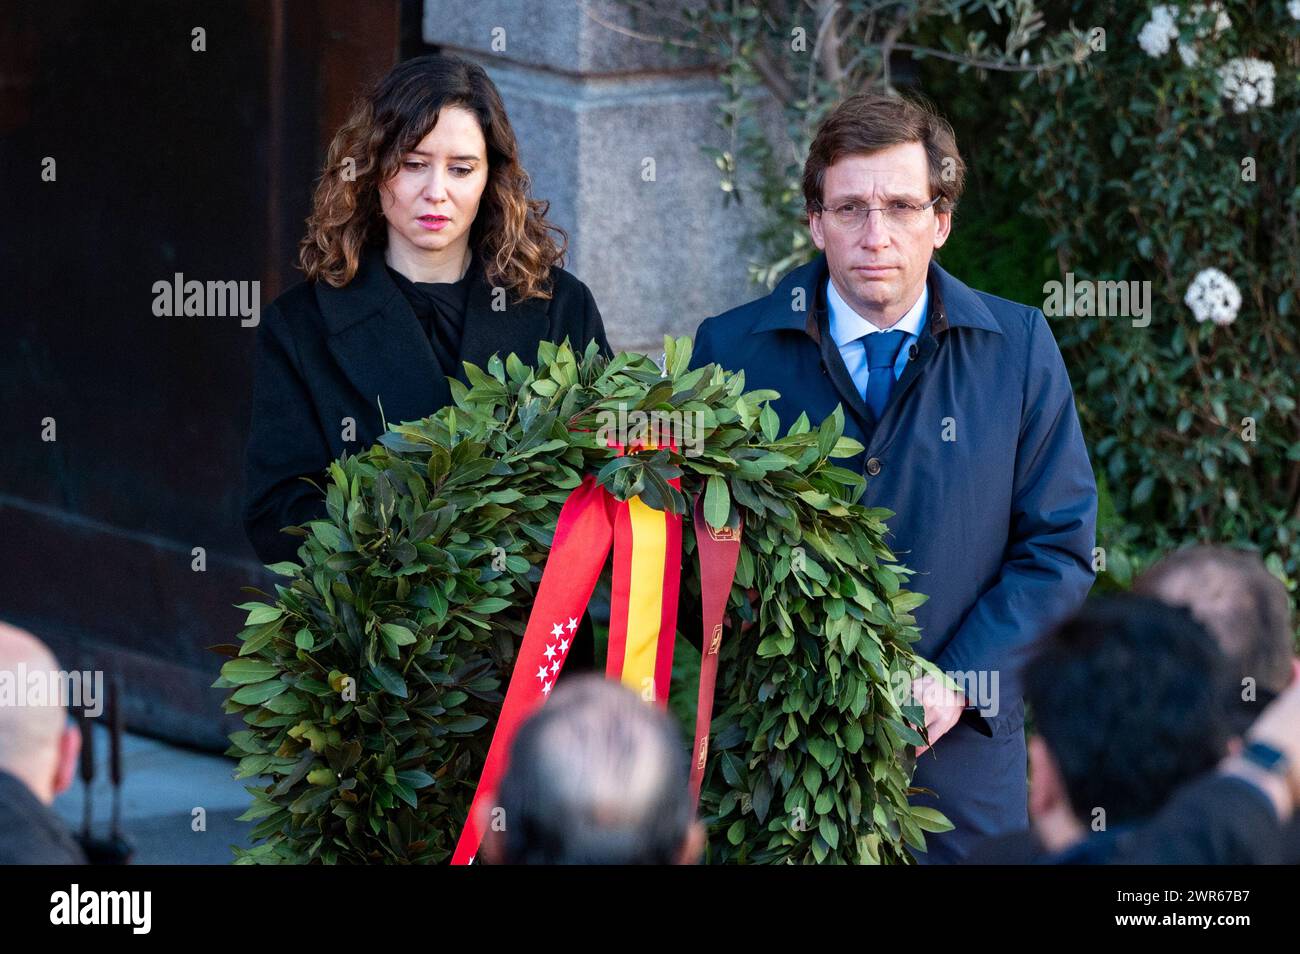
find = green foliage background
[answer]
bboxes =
[995,1,1299,603]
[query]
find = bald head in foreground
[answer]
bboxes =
[481,676,705,865]
[0,620,86,864]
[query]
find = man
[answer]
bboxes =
[967,595,1234,863]
[689,92,1097,862]
[0,620,87,864]
[1096,669,1300,865]
[1132,545,1300,861]
[480,676,705,864]
[970,546,1300,864]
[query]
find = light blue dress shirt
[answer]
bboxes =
[826,276,928,402]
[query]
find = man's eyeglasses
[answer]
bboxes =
[811,194,942,231]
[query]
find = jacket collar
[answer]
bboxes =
[751,252,1003,339]
[315,245,550,428]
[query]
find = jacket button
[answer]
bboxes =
[865,457,881,476]
[908,344,918,359]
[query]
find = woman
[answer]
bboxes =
[243,54,612,567]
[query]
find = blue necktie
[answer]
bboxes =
[861,330,907,420]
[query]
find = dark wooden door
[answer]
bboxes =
[0,0,405,748]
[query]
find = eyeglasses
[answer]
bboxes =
[811,194,941,231]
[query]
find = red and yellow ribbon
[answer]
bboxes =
[450,464,741,865]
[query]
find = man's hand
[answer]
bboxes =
[910,675,967,756]
[1227,676,1300,819]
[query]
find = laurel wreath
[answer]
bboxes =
[218,336,950,864]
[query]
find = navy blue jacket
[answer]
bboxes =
[690,253,1097,861]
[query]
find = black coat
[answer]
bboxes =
[0,771,87,864]
[242,246,613,567]
[1090,773,1297,865]
[965,773,1300,864]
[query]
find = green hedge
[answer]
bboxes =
[997,1,1298,612]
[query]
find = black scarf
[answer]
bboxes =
[385,255,476,378]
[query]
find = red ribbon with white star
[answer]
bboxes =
[450,469,742,864]
[451,474,614,864]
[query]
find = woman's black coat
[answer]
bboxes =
[242,245,613,567]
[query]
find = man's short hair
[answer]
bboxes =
[1133,545,1295,708]
[1023,594,1233,826]
[492,676,694,864]
[802,91,966,214]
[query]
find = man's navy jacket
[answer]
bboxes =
[689,252,1098,861]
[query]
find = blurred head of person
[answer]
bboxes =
[1133,545,1298,737]
[482,675,704,865]
[0,621,80,805]
[1022,594,1233,855]
[299,52,566,296]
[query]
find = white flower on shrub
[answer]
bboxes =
[1179,3,1232,66]
[1191,4,1231,37]
[1137,3,1231,66]
[1138,5,1178,57]
[1184,268,1242,326]
[1218,58,1276,113]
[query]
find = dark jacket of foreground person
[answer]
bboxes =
[967,773,1299,865]
[0,770,86,865]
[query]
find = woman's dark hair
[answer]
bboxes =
[299,54,566,300]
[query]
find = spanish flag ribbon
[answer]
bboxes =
[450,469,741,865]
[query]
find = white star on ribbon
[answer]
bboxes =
[544,644,557,660]
[550,659,561,675]
[536,666,549,682]
[542,681,552,695]
[566,617,579,633]
[551,622,565,638]
[559,638,570,653]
